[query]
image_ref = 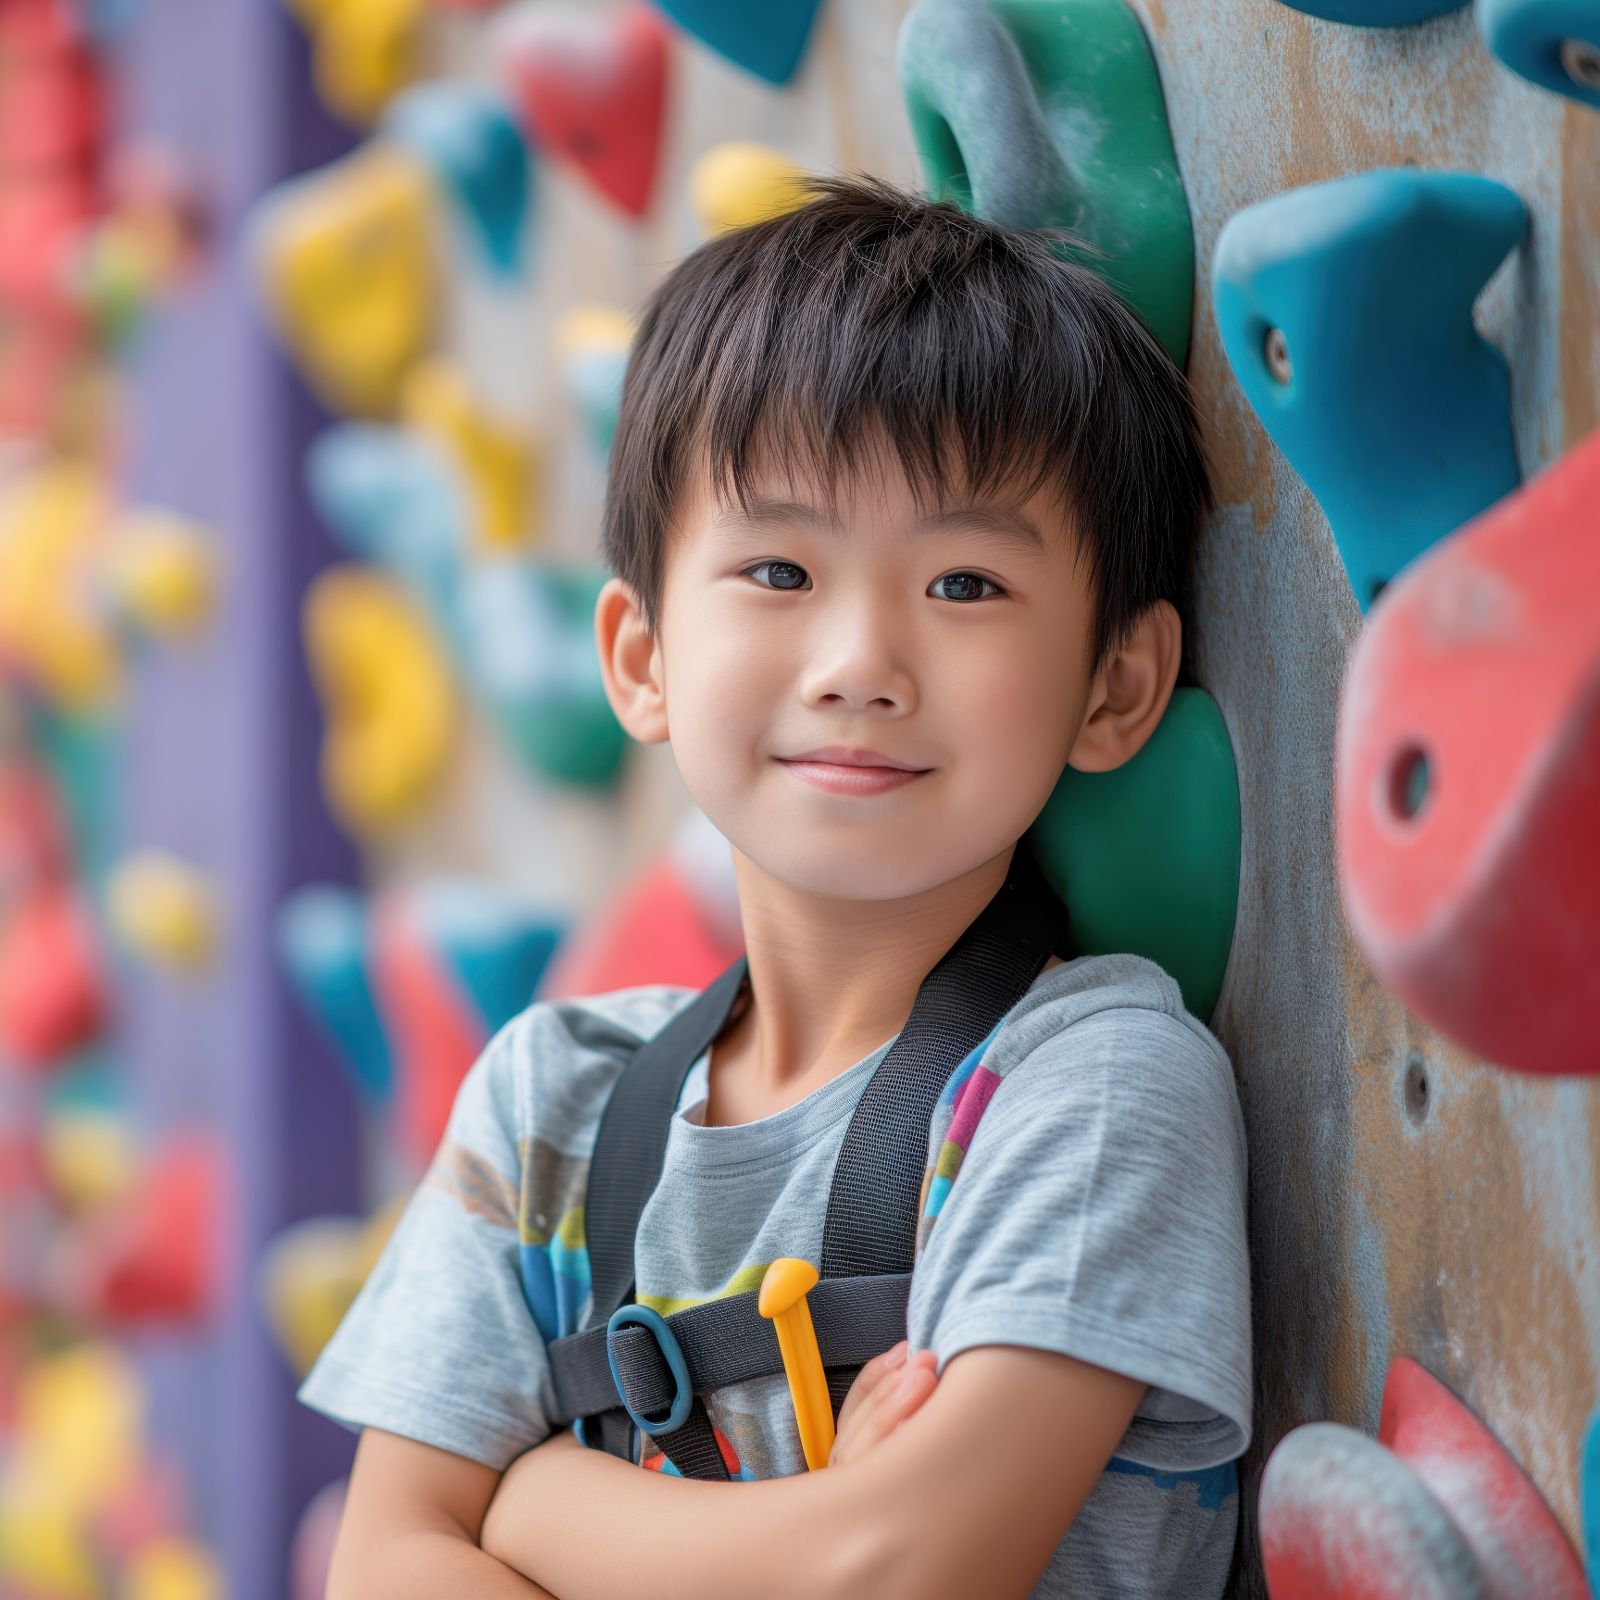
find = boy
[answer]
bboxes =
[300,172,1251,1599]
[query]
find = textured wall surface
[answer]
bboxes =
[429,3,1600,1591]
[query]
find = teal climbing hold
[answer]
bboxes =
[652,0,823,84]
[413,880,563,1027]
[1584,1406,1600,1597]
[898,0,1194,367]
[1028,687,1239,1024]
[565,343,628,462]
[455,559,630,789]
[1275,0,1466,23]
[1213,169,1526,611]
[1478,0,1600,109]
[383,83,533,277]
[277,886,394,1103]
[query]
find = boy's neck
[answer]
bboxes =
[702,843,1042,1126]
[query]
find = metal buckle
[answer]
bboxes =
[604,1304,693,1436]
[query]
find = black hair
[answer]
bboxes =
[601,170,1212,672]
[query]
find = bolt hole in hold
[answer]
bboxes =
[1387,744,1430,823]
[1403,1049,1430,1124]
[1263,325,1293,385]
[1563,38,1600,89]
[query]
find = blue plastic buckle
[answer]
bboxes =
[605,1304,693,1436]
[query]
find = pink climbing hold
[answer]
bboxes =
[538,853,744,1001]
[1259,1357,1586,1599]
[1336,426,1600,1075]
[493,0,670,219]
[0,883,106,1067]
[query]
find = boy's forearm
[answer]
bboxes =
[328,1525,560,1600]
[481,1433,885,1600]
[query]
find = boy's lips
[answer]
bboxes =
[780,745,930,771]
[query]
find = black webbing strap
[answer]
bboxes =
[576,954,751,1475]
[817,842,1071,1415]
[561,842,1072,1476]
[550,1272,912,1424]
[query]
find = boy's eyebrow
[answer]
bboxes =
[712,496,1048,554]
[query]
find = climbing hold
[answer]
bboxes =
[1336,428,1600,1076]
[302,566,455,837]
[1274,0,1466,23]
[1478,0,1600,108]
[102,511,217,639]
[689,141,809,236]
[370,880,562,1161]
[123,1537,224,1600]
[453,559,630,788]
[538,846,747,1000]
[491,0,670,218]
[1213,169,1526,611]
[898,0,1194,367]
[383,82,533,275]
[1029,686,1238,1023]
[1582,1406,1600,1586]
[105,853,219,974]
[553,304,633,462]
[0,884,106,1068]
[284,0,427,126]
[0,461,121,713]
[53,1136,222,1325]
[399,359,537,550]
[305,421,468,595]
[259,1205,401,1378]
[1259,1357,1585,1598]
[277,884,394,1104]
[249,142,437,416]
[651,0,822,83]
[41,1067,140,1210]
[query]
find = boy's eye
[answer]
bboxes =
[931,572,1003,602]
[742,559,810,591]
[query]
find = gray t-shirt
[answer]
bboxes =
[299,952,1252,1597]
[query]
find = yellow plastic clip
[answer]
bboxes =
[757,1257,834,1470]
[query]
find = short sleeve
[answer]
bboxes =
[296,1008,552,1470]
[905,1003,1252,1473]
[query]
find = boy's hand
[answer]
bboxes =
[827,1338,939,1469]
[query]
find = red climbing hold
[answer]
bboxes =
[492,0,670,219]
[0,883,106,1067]
[1336,426,1600,1075]
[1260,1357,1586,1598]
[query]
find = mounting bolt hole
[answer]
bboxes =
[1561,38,1600,90]
[1263,326,1293,385]
[1387,745,1431,823]
[1404,1050,1430,1126]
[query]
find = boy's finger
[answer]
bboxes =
[835,1340,909,1430]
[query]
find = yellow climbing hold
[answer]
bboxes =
[106,853,220,974]
[123,1537,224,1600]
[303,565,454,836]
[286,0,426,126]
[253,142,436,416]
[401,359,537,550]
[689,142,810,237]
[105,511,217,637]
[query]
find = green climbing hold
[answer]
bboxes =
[1027,687,1240,1023]
[898,0,1195,367]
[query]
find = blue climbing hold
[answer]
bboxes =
[1478,0,1600,109]
[306,424,468,602]
[383,83,533,276]
[1275,0,1467,23]
[413,880,563,1030]
[277,886,394,1104]
[1212,169,1526,611]
[652,0,823,84]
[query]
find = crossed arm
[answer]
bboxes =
[477,1343,1146,1600]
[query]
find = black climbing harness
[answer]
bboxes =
[545,844,1073,1479]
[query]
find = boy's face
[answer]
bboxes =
[602,448,1138,904]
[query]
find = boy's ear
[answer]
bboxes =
[594,576,670,746]
[1065,600,1183,774]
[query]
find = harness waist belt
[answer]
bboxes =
[548,1271,913,1426]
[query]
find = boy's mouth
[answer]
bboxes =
[780,745,930,772]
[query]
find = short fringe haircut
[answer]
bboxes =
[602,171,1213,672]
